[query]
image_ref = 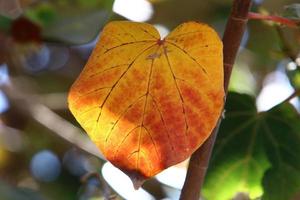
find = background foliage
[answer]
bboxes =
[0,0,299,199]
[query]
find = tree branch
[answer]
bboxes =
[2,84,104,160]
[282,89,300,104]
[248,12,299,28]
[179,0,252,199]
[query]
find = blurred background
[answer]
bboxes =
[0,0,299,200]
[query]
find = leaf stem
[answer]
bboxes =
[179,0,252,199]
[248,12,299,28]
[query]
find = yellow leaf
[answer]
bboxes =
[68,21,224,188]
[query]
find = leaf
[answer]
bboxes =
[203,93,270,200]
[25,0,113,44]
[286,67,300,90]
[203,92,300,200]
[68,21,224,188]
[261,103,300,200]
[262,164,300,200]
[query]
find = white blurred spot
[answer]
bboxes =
[256,70,299,112]
[30,150,61,182]
[0,90,9,113]
[101,162,154,200]
[154,24,170,39]
[155,166,187,189]
[113,0,153,22]
[287,61,297,71]
[24,45,50,72]
[295,57,300,67]
[0,64,9,85]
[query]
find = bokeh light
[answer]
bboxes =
[63,148,89,177]
[23,44,50,72]
[0,64,9,85]
[256,68,299,112]
[0,90,9,114]
[154,24,170,39]
[30,150,61,182]
[102,162,154,200]
[113,0,153,22]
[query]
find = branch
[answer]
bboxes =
[179,0,252,199]
[283,89,300,104]
[248,12,299,28]
[2,84,104,160]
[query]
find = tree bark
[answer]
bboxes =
[179,0,252,199]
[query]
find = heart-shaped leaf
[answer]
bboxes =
[68,21,224,188]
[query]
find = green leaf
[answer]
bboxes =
[262,165,300,200]
[286,67,300,89]
[203,92,300,200]
[261,102,300,200]
[203,93,270,200]
[24,0,114,44]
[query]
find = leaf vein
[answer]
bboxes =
[165,41,208,75]
[163,46,189,141]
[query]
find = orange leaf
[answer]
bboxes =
[68,21,224,188]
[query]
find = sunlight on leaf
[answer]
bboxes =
[203,92,300,200]
[68,21,224,188]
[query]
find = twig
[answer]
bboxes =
[248,12,299,28]
[2,84,104,160]
[179,0,252,199]
[283,89,300,104]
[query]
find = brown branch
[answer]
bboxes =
[282,89,300,104]
[248,12,299,28]
[179,0,252,199]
